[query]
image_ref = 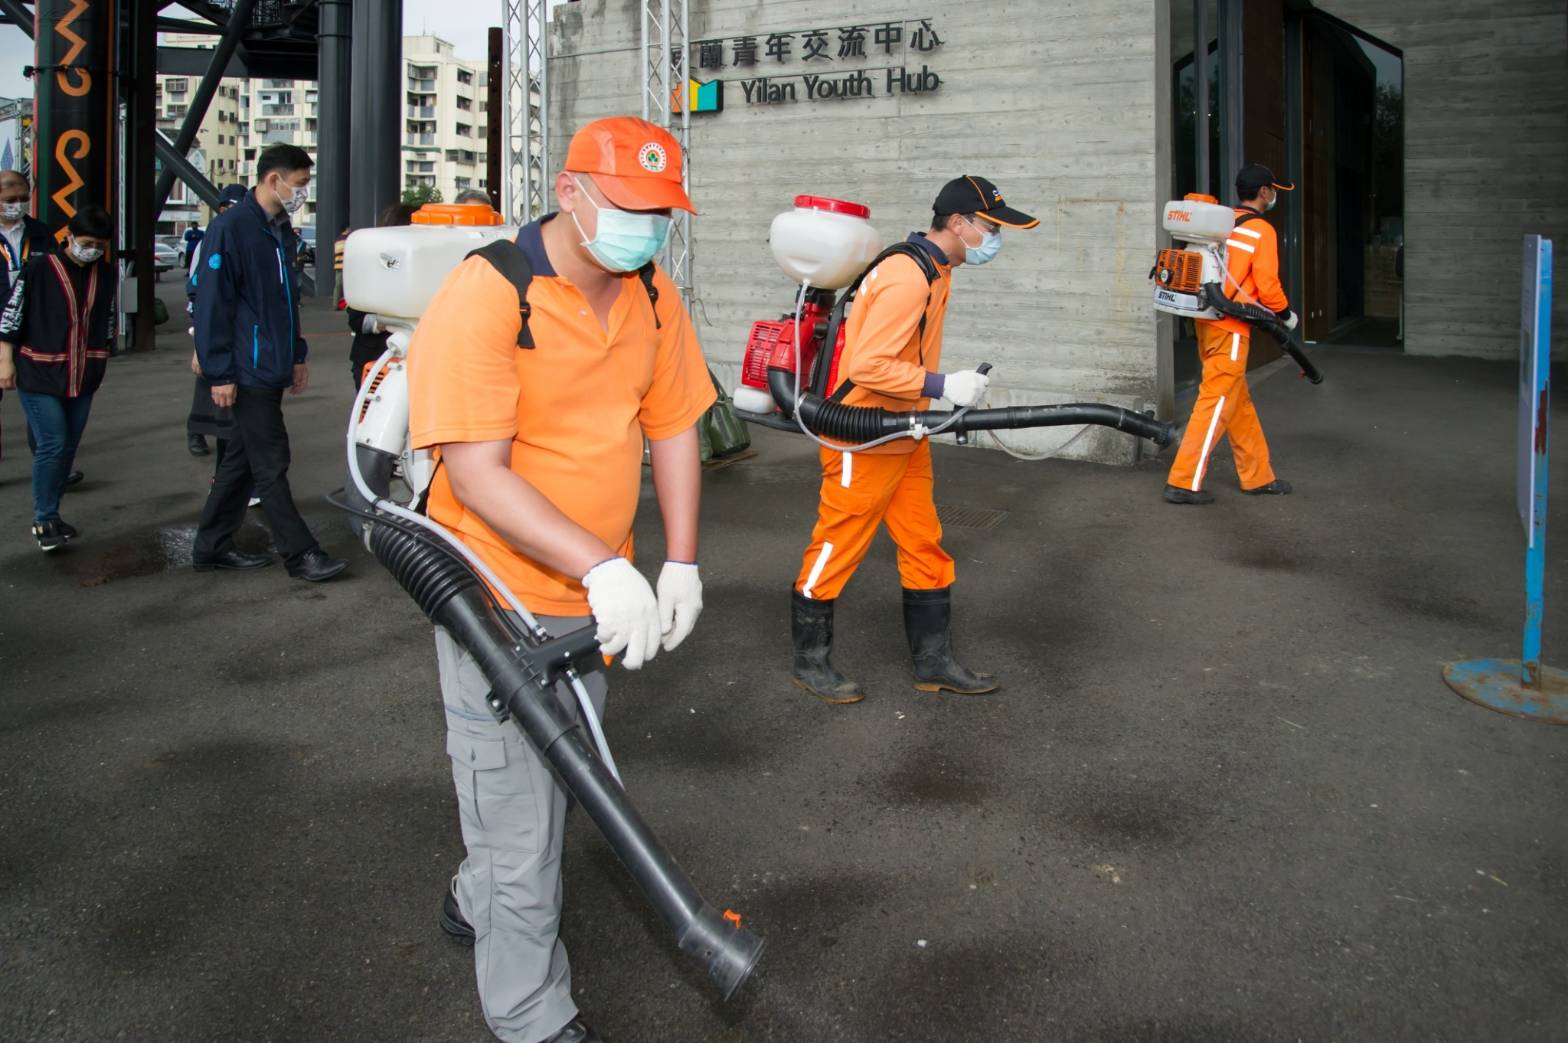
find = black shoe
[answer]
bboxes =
[63,470,84,488]
[55,518,79,541]
[1163,484,1215,505]
[1242,478,1293,495]
[192,548,274,572]
[32,520,66,553]
[439,876,475,946]
[790,590,864,704]
[903,587,998,695]
[286,548,348,582]
[187,433,210,456]
[542,1018,603,1043]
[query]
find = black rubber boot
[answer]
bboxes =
[791,590,864,704]
[903,587,998,695]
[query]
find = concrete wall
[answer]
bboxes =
[1314,0,1568,358]
[549,0,1163,462]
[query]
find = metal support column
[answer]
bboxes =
[501,0,548,223]
[349,0,402,229]
[152,0,257,214]
[1217,0,1245,202]
[127,0,158,352]
[640,0,690,306]
[1193,0,1209,197]
[1282,11,1305,317]
[316,0,351,301]
[155,133,222,208]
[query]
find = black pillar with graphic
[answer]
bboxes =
[32,0,116,243]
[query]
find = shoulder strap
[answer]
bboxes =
[638,261,661,329]
[823,242,942,403]
[466,239,536,349]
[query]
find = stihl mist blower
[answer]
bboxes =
[731,196,1175,452]
[1150,194,1324,383]
[333,206,764,1001]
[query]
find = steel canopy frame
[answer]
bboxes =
[501,0,548,223]
[639,0,690,307]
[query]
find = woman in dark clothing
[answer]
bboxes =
[0,205,115,551]
[347,202,417,389]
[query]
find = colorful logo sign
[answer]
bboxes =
[672,78,725,115]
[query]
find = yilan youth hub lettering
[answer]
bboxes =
[674,18,945,113]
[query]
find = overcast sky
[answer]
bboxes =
[0,2,504,100]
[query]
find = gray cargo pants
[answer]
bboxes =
[435,614,608,1043]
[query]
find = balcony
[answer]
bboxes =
[262,105,295,116]
[407,106,435,119]
[407,134,436,147]
[407,79,436,94]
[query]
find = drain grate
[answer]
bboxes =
[934,503,1009,530]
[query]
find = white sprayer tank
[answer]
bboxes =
[769,195,882,290]
[1161,198,1235,246]
[343,223,517,326]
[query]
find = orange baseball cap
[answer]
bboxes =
[564,117,695,214]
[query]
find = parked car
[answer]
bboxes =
[297,227,316,267]
[152,240,180,281]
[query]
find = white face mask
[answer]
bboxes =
[0,201,24,223]
[275,178,309,215]
[69,240,103,263]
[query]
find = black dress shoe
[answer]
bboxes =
[1242,478,1293,495]
[192,548,274,572]
[63,470,84,488]
[439,876,475,946]
[187,433,210,456]
[1163,484,1215,505]
[542,1018,603,1043]
[287,548,348,582]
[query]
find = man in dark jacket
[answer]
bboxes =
[191,144,347,582]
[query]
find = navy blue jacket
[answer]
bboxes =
[194,190,306,388]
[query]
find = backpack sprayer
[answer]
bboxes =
[334,208,764,1001]
[731,196,1176,452]
[1150,195,1323,384]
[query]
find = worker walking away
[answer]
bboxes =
[1164,163,1298,505]
[792,176,1038,704]
[407,117,715,1043]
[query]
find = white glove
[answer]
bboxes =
[582,557,661,670]
[361,313,382,335]
[655,561,703,652]
[943,369,991,408]
[1281,310,1299,331]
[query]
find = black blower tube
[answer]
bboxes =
[1201,283,1324,384]
[366,517,765,1000]
[766,367,1175,447]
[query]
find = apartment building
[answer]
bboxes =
[403,35,490,203]
[153,67,244,232]
[157,32,488,236]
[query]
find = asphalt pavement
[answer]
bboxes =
[1,282,1565,1042]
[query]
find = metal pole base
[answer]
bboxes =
[1443,658,1568,724]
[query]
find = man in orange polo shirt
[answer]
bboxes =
[406,117,714,1043]
[792,176,1037,704]
[1164,163,1298,504]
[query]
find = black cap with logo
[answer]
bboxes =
[219,183,248,208]
[1235,163,1294,198]
[933,174,1039,229]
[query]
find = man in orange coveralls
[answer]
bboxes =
[791,175,1037,704]
[1164,163,1298,504]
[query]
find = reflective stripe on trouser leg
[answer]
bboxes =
[1191,394,1228,491]
[436,614,604,1043]
[881,441,955,590]
[1166,324,1249,493]
[794,446,909,601]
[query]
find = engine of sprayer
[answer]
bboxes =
[1150,194,1238,322]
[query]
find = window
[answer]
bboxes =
[456,97,471,111]
[167,78,188,93]
[456,123,471,138]
[457,70,473,85]
[455,177,471,190]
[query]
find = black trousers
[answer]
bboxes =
[194,385,319,564]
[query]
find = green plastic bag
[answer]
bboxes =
[699,368,750,463]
